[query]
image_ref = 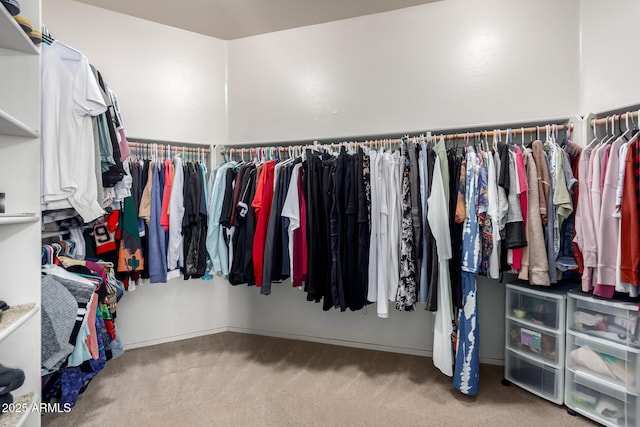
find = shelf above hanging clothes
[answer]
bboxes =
[0,6,38,55]
[0,109,39,138]
[0,213,39,225]
[0,303,39,344]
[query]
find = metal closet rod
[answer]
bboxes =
[590,110,639,127]
[128,141,211,154]
[220,122,573,155]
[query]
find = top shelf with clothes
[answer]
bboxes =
[0,4,38,55]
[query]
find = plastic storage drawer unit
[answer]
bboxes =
[566,369,638,427]
[505,349,564,404]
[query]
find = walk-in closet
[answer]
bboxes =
[0,0,637,426]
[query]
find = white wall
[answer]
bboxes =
[579,0,640,114]
[226,0,580,364]
[43,0,229,348]
[43,0,228,145]
[228,0,580,144]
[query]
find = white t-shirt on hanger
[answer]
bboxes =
[281,163,302,281]
[41,41,107,222]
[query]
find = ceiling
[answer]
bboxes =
[73,0,442,40]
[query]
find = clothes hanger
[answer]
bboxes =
[41,246,52,265]
[544,125,555,152]
[41,25,54,45]
[630,109,640,141]
[601,116,616,145]
[64,239,76,256]
[618,112,630,142]
[73,273,103,287]
[586,116,600,148]
[599,116,611,145]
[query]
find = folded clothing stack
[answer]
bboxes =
[4,3,42,47]
[0,301,9,323]
[13,15,31,33]
[1,0,20,16]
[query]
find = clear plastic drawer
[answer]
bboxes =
[566,369,638,427]
[506,318,562,366]
[506,284,563,331]
[568,292,640,349]
[505,349,563,404]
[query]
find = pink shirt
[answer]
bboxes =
[513,147,528,270]
[600,144,611,194]
[595,138,625,298]
[574,147,597,291]
[84,294,99,359]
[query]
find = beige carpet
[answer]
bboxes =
[42,332,595,427]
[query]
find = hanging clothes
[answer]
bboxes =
[206,161,237,277]
[429,146,454,377]
[149,162,167,283]
[229,163,258,286]
[395,147,418,312]
[595,136,626,298]
[167,155,186,272]
[453,146,481,396]
[183,162,208,279]
[282,163,303,285]
[41,41,107,222]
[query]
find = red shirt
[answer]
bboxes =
[252,161,276,287]
[293,166,308,286]
[620,139,640,285]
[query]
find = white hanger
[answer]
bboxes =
[587,115,600,148]
[602,116,617,145]
[618,112,631,141]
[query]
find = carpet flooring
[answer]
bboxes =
[42,332,596,427]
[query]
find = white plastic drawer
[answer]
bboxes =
[506,285,562,331]
[505,349,563,404]
[506,318,562,366]
[568,293,640,349]
[567,331,640,395]
[566,370,638,427]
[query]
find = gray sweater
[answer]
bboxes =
[41,275,78,370]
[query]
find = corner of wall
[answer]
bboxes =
[223,40,230,146]
[577,0,587,116]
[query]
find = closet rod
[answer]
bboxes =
[128,142,210,154]
[220,122,573,155]
[41,230,70,239]
[590,110,639,127]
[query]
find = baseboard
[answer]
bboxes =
[228,326,431,356]
[121,326,504,366]
[228,326,505,366]
[122,327,228,350]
